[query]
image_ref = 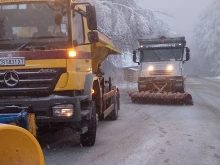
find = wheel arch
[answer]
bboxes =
[84,74,102,117]
[84,74,98,100]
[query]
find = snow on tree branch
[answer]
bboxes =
[194,0,220,76]
[76,0,175,80]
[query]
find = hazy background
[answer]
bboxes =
[138,0,214,76]
[138,0,213,45]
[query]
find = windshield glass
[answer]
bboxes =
[141,48,183,62]
[0,2,69,50]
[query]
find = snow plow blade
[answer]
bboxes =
[0,124,45,165]
[128,91,193,105]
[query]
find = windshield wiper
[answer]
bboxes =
[153,51,161,61]
[169,50,178,60]
[17,36,63,51]
[0,38,15,41]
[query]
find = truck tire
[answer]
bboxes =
[180,87,185,93]
[179,82,185,93]
[109,91,119,120]
[80,102,97,147]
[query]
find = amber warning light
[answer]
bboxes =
[68,50,77,58]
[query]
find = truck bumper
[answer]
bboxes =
[138,76,184,92]
[0,94,90,125]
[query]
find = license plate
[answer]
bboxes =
[0,57,25,66]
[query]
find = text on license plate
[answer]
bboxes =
[0,58,25,66]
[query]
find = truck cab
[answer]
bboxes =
[133,36,190,93]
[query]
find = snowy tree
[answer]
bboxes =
[77,0,175,81]
[194,0,220,76]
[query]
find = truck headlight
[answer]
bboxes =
[148,65,154,71]
[52,104,74,117]
[167,65,173,71]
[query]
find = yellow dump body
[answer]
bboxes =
[91,32,121,73]
[0,124,45,165]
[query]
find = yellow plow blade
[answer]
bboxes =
[0,124,44,165]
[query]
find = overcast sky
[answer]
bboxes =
[138,0,213,44]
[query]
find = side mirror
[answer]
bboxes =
[133,50,140,65]
[133,50,137,62]
[186,47,190,61]
[186,47,190,53]
[88,31,99,43]
[186,52,190,61]
[86,5,97,30]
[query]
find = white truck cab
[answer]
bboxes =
[133,36,190,93]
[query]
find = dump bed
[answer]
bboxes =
[91,31,121,73]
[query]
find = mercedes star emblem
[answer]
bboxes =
[4,71,19,87]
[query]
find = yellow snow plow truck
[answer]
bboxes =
[0,0,121,151]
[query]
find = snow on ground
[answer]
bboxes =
[205,75,220,81]
[216,75,220,80]
[117,82,137,89]
[44,77,220,165]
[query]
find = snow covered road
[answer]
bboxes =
[42,77,220,165]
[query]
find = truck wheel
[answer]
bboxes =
[179,83,185,93]
[180,88,185,93]
[80,102,97,147]
[110,91,119,120]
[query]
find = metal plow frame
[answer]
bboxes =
[128,91,193,105]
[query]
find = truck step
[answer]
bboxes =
[81,126,88,134]
[81,110,90,117]
[103,104,114,118]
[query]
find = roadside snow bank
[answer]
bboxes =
[118,82,137,89]
[205,75,220,81]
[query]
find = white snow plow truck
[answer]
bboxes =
[129,36,193,105]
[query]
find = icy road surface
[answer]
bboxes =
[42,77,220,165]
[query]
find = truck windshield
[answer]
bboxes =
[141,48,183,62]
[0,2,69,50]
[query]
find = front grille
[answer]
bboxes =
[0,68,66,96]
[149,70,172,75]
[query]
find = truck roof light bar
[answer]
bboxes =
[141,43,184,49]
[138,37,186,47]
